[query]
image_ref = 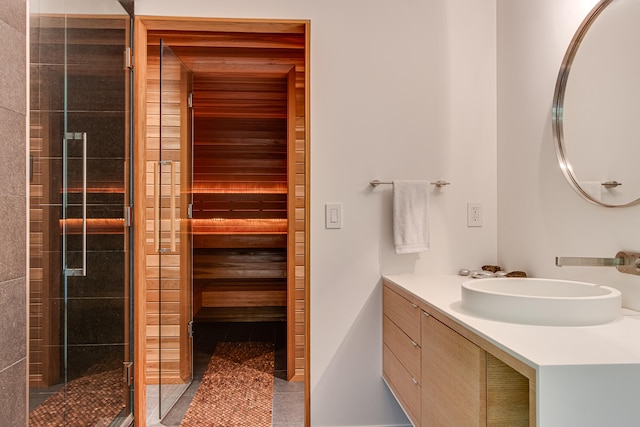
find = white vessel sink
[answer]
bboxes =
[460,278,622,326]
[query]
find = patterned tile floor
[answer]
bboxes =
[150,322,304,427]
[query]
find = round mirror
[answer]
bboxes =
[552,0,640,207]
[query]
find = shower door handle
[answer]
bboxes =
[154,160,177,253]
[63,132,88,277]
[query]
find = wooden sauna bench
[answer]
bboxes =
[192,218,288,323]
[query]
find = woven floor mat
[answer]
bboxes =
[180,341,275,427]
[28,367,125,426]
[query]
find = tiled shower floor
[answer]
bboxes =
[147,322,304,427]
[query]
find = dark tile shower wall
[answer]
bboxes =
[0,0,27,425]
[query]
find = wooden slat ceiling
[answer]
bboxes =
[148,30,303,118]
[148,28,301,197]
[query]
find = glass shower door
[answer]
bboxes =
[28,1,134,425]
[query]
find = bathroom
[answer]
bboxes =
[2,0,640,425]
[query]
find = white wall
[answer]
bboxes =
[496,0,640,312]
[136,0,497,425]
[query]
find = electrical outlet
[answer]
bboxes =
[467,202,482,227]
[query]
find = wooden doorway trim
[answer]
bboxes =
[133,16,310,426]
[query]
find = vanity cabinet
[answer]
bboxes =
[422,311,486,426]
[383,280,534,427]
[383,285,422,424]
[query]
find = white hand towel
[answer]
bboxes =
[393,180,430,254]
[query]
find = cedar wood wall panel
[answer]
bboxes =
[140,19,308,387]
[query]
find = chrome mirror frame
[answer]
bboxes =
[551,0,640,208]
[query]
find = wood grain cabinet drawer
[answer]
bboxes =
[422,311,486,427]
[383,315,421,382]
[383,285,421,344]
[383,345,421,426]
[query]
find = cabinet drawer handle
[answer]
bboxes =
[410,340,418,347]
[411,303,418,309]
[411,377,418,385]
[423,311,430,317]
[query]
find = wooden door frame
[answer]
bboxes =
[133,16,310,426]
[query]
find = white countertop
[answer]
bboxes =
[383,274,640,368]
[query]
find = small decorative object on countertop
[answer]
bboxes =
[482,265,503,273]
[471,270,495,279]
[459,266,527,278]
[505,271,527,278]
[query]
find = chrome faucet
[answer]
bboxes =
[555,251,640,276]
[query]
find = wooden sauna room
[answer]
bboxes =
[191,76,291,323]
[135,19,309,409]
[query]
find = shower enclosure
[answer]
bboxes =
[28,1,134,425]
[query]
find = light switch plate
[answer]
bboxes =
[325,203,342,229]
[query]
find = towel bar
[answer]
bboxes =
[370,179,450,188]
